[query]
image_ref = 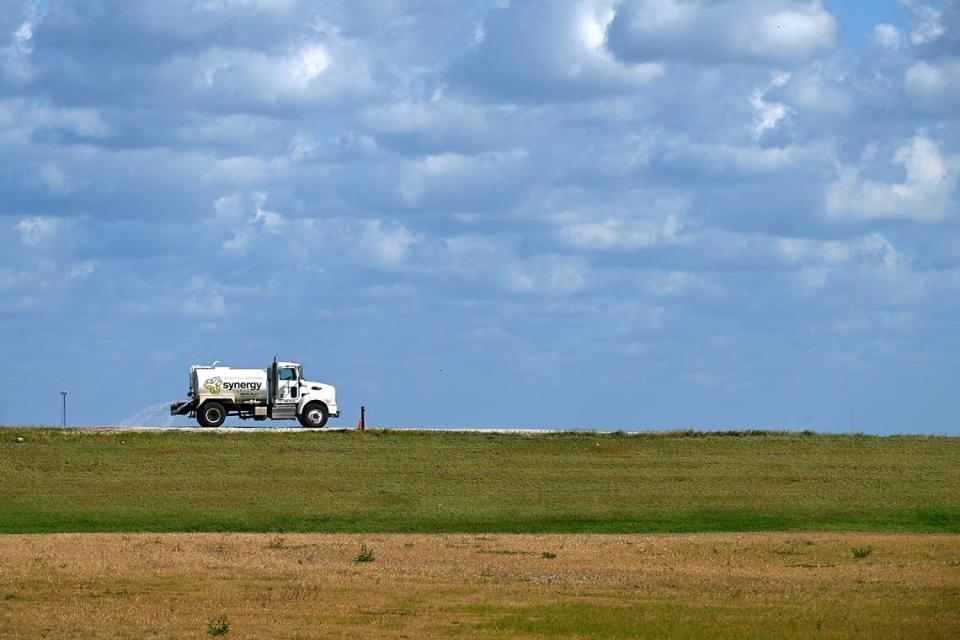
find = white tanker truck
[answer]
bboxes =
[170,359,339,428]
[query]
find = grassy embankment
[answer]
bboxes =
[1,428,958,533]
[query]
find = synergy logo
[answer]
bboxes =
[203,377,263,394]
[203,377,223,394]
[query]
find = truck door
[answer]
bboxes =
[273,366,299,419]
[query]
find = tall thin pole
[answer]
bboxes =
[60,390,69,427]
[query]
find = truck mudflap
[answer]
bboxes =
[169,400,195,416]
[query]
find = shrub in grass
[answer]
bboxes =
[852,546,873,559]
[354,544,374,563]
[207,614,229,636]
[542,551,557,560]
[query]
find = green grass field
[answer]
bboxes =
[1,428,958,533]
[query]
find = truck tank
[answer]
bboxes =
[192,366,269,404]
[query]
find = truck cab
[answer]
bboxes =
[269,360,338,426]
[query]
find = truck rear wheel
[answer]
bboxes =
[299,402,328,428]
[198,401,226,428]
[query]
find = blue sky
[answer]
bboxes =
[1,1,958,433]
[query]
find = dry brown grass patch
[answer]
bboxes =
[0,532,957,638]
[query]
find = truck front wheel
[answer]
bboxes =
[198,402,226,428]
[299,402,328,428]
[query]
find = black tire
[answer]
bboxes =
[299,402,328,428]
[198,401,226,428]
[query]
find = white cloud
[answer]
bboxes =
[205,155,282,187]
[191,44,332,93]
[784,67,853,116]
[0,99,110,139]
[775,236,851,266]
[39,163,72,196]
[0,2,44,82]
[215,192,287,255]
[397,149,528,208]
[212,193,245,224]
[825,135,957,223]
[859,233,904,271]
[252,193,285,233]
[288,134,317,162]
[284,216,420,270]
[852,233,929,302]
[195,0,296,12]
[760,232,918,292]
[357,220,418,267]
[750,71,792,138]
[438,235,587,296]
[69,260,98,280]
[559,214,684,251]
[158,35,377,110]
[16,217,62,247]
[905,59,960,112]
[646,270,706,297]
[607,0,837,65]
[448,0,663,101]
[221,232,252,255]
[662,139,830,176]
[285,44,331,89]
[0,256,97,313]
[505,255,588,296]
[358,97,493,153]
[182,286,227,316]
[902,0,945,46]
[872,23,903,50]
[10,19,34,56]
